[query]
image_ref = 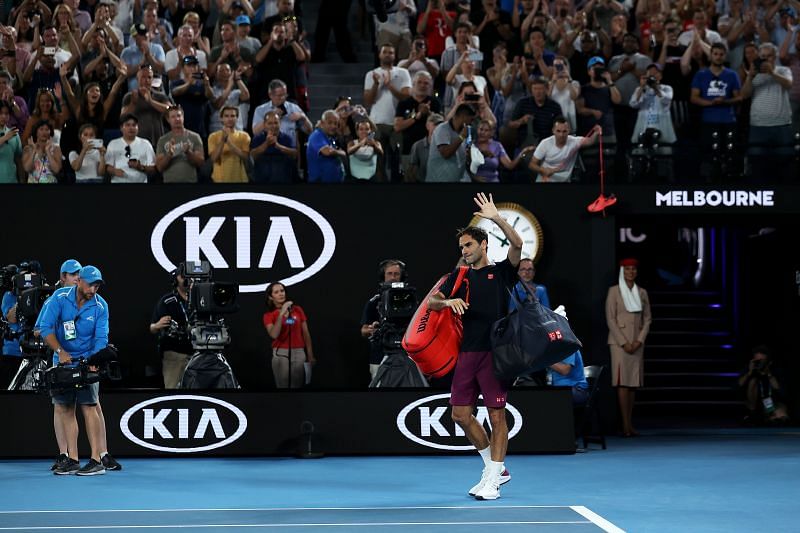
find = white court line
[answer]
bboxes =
[0,521,592,530]
[570,506,626,533]
[0,506,576,514]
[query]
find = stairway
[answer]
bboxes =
[638,289,743,419]
[304,0,376,122]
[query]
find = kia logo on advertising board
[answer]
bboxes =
[120,395,248,453]
[150,192,337,293]
[396,393,523,451]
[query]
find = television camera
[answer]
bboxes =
[181,261,239,351]
[370,281,417,352]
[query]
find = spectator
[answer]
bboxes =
[0,26,32,91]
[182,11,212,57]
[609,34,651,152]
[0,69,29,131]
[22,48,63,112]
[523,26,554,80]
[0,102,22,183]
[51,4,82,52]
[741,42,794,178]
[561,27,611,86]
[208,106,251,183]
[250,109,297,183]
[235,16,261,55]
[306,109,345,183]
[509,78,563,152]
[209,63,250,133]
[120,65,173,148]
[512,257,550,309]
[22,120,62,183]
[468,118,534,182]
[441,21,482,80]
[472,0,514,64]
[690,42,742,166]
[426,102,477,182]
[549,56,580,131]
[779,23,800,132]
[311,0,357,63]
[408,112,445,182]
[605,258,652,438]
[395,70,442,174]
[629,64,676,144]
[577,56,621,138]
[252,79,313,138]
[363,43,412,180]
[262,0,304,36]
[105,114,156,183]
[347,118,384,181]
[254,22,303,106]
[169,55,213,139]
[120,23,166,91]
[397,35,441,80]
[156,105,204,183]
[80,4,123,56]
[263,281,315,389]
[141,4,174,52]
[209,21,256,78]
[334,96,360,146]
[374,0,417,60]
[655,19,692,130]
[20,88,68,145]
[283,16,311,111]
[738,346,790,424]
[445,49,490,113]
[718,0,756,71]
[417,0,456,61]
[69,123,106,184]
[678,9,724,47]
[447,81,497,125]
[530,117,601,182]
[165,25,208,82]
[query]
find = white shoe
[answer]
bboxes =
[499,468,511,486]
[474,468,502,500]
[468,465,491,496]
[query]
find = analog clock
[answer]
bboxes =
[469,202,543,264]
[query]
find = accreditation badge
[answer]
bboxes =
[63,320,76,341]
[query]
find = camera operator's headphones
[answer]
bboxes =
[377,259,407,283]
[170,262,187,288]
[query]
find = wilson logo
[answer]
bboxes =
[416,308,432,333]
[396,393,523,451]
[150,192,336,293]
[120,395,248,453]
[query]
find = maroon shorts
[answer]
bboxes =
[450,351,508,408]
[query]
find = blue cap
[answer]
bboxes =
[779,6,796,17]
[60,259,82,274]
[587,56,605,68]
[235,14,251,25]
[79,265,104,284]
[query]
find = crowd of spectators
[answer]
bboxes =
[0,0,798,183]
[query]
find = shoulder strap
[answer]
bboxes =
[449,266,470,303]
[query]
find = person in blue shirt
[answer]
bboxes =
[1,261,44,385]
[36,265,110,476]
[509,257,550,311]
[548,350,590,405]
[306,110,346,183]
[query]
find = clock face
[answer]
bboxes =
[469,202,543,265]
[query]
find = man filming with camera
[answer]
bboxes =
[361,259,407,380]
[629,63,676,144]
[149,263,193,389]
[36,265,110,476]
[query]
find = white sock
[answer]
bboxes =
[100,452,108,459]
[490,460,504,475]
[478,446,491,466]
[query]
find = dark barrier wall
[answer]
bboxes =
[0,388,574,457]
[1,184,792,389]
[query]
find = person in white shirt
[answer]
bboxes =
[529,117,601,182]
[164,25,208,81]
[678,9,724,47]
[374,0,417,59]
[69,124,106,183]
[363,43,412,179]
[104,114,156,183]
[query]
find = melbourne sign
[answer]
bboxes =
[655,190,775,207]
[396,393,523,451]
[150,192,337,293]
[119,395,248,453]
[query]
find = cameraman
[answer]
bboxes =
[629,63,676,144]
[149,264,193,388]
[360,259,406,380]
[36,265,110,476]
[738,346,790,425]
[1,261,40,386]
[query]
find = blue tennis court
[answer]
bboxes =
[1,431,798,532]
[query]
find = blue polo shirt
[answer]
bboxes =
[549,350,588,391]
[35,286,109,366]
[1,291,21,356]
[306,128,344,183]
[691,67,741,124]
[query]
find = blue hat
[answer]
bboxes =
[60,259,82,274]
[587,56,605,68]
[779,6,796,18]
[235,15,251,25]
[79,265,104,284]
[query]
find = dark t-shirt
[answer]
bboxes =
[360,294,383,364]
[578,84,615,135]
[439,260,517,352]
[150,291,193,355]
[395,96,442,155]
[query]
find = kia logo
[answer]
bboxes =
[120,395,248,453]
[396,393,523,451]
[150,192,337,293]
